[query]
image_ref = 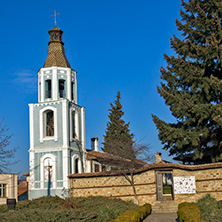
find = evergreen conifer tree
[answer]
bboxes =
[152,0,222,162]
[102,92,135,159]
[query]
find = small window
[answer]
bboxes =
[39,82,41,100]
[110,167,118,171]
[71,82,74,101]
[59,80,65,98]
[94,164,100,172]
[45,80,52,99]
[0,184,6,197]
[45,111,54,137]
[72,111,76,139]
[102,165,106,172]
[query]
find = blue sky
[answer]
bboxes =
[0,0,182,175]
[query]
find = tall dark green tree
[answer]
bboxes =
[152,0,222,162]
[102,91,135,159]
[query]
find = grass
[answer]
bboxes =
[163,186,172,194]
[0,196,137,222]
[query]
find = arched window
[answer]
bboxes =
[40,154,56,189]
[71,155,81,174]
[70,109,79,141]
[74,158,79,174]
[40,106,57,142]
[59,79,65,98]
[44,110,54,137]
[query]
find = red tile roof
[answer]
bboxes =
[68,161,222,178]
[18,185,28,196]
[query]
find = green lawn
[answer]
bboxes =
[0,196,137,222]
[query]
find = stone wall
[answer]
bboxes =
[69,171,156,205]
[69,163,222,205]
[173,168,222,203]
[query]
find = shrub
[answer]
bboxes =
[16,195,62,210]
[197,194,222,222]
[112,203,151,222]
[0,204,8,213]
[177,202,201,222]
[0,196,137,222]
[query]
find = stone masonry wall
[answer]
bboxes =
[69,170,156,205]
[69,166,222,205]
[173,168,222,203]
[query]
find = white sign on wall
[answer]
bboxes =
[174,176,196,194]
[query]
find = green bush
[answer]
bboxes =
[177,202,201,222]
[16,196,62,210]
[70,196,137,221]
[197,194,222,222]
[0,204,8,213]
[112,203,151,222]
[0,196,137,222]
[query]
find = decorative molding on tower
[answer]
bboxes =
[43,27,71,68]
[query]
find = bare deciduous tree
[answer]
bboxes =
[0,118,18,173]
[97,141,154,205]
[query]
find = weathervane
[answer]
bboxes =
[51,10,60,27]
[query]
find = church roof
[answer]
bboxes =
[43,26,71,68]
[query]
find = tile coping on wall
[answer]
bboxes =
[68,161,222,178]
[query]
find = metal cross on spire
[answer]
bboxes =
[51,10,60,27]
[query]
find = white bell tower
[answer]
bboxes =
[28,26,86,199]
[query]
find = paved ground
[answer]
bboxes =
[143,213,178,222]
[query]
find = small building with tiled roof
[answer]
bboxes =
[68,152,222,210]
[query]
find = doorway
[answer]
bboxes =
[156,171,174,201]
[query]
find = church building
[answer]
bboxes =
[28,26,87,199]
[27,25,138,200]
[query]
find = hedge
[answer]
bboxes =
[0,196,137,222]
[177,202,201,222]
[197,194,222,222]
[111,203,151,222]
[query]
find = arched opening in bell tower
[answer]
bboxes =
[71,82,74,101]
[59,79,65,98]
[45,80,52,99]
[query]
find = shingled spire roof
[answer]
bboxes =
[43,26,71,68]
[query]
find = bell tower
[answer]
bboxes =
[28,26,86,199]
